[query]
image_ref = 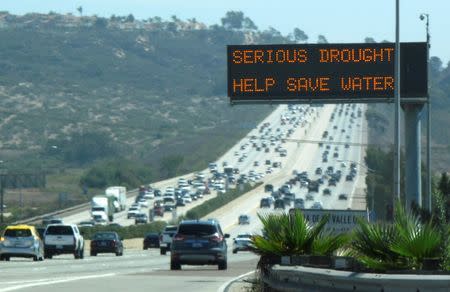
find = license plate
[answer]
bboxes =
[192,242,202,248]
[100,242,107,246]
[56,245,63,249]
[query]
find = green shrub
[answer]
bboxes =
[79,221,166,240]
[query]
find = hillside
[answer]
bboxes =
[366,56,450,172]
[0,11,294,172]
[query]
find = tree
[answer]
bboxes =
[293,28,308,43]
[77,6,83,16]
[243,17,257,30]
[125,14,135,23]
[365,37,376,43]
[159,155,184,178]
[317,35,328,44]
[221,11,244,30]
[94,17,108,29]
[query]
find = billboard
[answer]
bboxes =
[289,208,368,234]
[227,42,427,104]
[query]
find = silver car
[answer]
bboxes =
[232,234,252,254]
[0,225,44,261]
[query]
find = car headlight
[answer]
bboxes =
[2,239,13,247]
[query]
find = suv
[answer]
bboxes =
[0,225,44,261]
[44,224,84,259]
[159,225,178,255]
[170,219,230,270]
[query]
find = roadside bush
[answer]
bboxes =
[80,158,154,189]
[79,220,166,240]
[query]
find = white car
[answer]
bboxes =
[144,191,154,200]
[232,234,252,254]
[127,207,140,219]
[138,199,148,208]
[312,202,323,209]
[182,195,192,203]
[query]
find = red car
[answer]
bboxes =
[154,206,164,217]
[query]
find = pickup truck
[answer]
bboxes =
[44,224,84,259]
[159,225,178,255]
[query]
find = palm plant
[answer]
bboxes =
[350,201,444,271]
[251,209,344,257]
[391,202,443,269]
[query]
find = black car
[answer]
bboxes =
[90,232,123,256]
[264,184,274,192]
[260,198,271,208]
[143,233,160,249]
[274,199,285,209]
[170,219,230,270]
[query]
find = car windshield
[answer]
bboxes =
[46,225,73,235]
[4,228,32,237]
[93,233,116,240]
[178,224,216,236]
[165,226,178,232]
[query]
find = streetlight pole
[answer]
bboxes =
[420,13,431,213]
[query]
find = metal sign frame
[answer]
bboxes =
[227,42,427,105]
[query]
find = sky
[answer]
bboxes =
[2,0,449,66]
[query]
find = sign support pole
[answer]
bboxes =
[393,0,401,212]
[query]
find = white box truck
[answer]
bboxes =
[91,195,114,222]
[105,186,127,212]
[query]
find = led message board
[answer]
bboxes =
[227,42,427,103]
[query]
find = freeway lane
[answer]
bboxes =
[0,104,368,292]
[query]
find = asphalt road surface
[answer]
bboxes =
[0,104,368,292]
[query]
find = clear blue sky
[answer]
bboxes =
[2,0,449,65]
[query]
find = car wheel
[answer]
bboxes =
[218,260,227,270]
[33,255,38,261]
[90,252,97,256]
[232,249,237,254]
[143,246,148,250]
[45,254,52,259]
[80,249,84,259]
[170,260,181,270]
[160,248,166,255]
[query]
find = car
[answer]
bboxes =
[264,184,274,192]
[170,219,229,270]
[127,206,140,219]
[328,179,337,186]
[232,234,252,254]
[90,232,123,256]
[312,202,323,209]
[260,198,271,208]
[42,217,64,226]
[274,199,285,209]
[153,206,164,217]
[44,224,84,259]
[78,220,95,228]
[333,152,339,158]
[0,225,44,261]
[238,214,250,225]
[135,213,148,224]
[345,144,350,149]
[315,167,322,175]
[305,194,314,201]
[294,198,305,209]
[346,174,354,181]
[339,194,348,200]
[253,161,259,166]
[160,225,178,255]
[143,233,160,249]
[323,188,331,196]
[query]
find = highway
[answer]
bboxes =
[0,103,367,292]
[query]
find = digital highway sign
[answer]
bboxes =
[227,42,427,104]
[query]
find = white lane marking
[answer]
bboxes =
[217,270,255,292]
[0,273,115,292]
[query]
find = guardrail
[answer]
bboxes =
[262,265,450,292]
[12,189,139,225]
